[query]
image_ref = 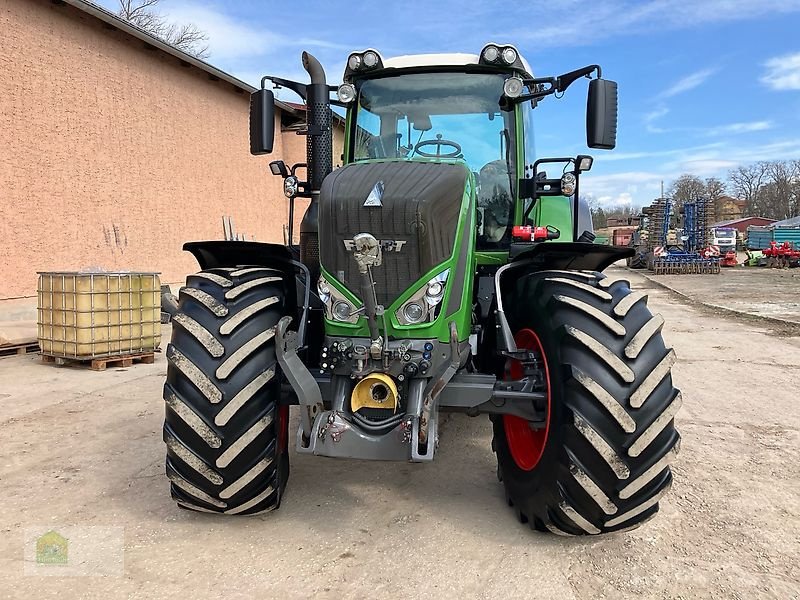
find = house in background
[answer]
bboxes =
[714,195,748,222]
[0,0,343,315]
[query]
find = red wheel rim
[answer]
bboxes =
[503,328,551,471]
[277,404,289,453]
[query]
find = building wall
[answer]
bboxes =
[717,218,777,233]
[0,0,340,301]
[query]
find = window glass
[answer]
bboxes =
[351,72,517,249]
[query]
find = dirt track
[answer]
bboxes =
[1,266,799,599]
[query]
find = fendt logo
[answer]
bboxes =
[343,239,407,252]
[363,180,384,207]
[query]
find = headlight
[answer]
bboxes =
[503,76,524,98]
[396,270,449,325]
[333,301,352,321]
[561,172,577,196]
[501,46,518,65]
[426,280,443,300]
[318,275,360,323]
[317,277,331,303]
[337,83,356,104]
[482,45,499,63]
[283,175,299,198]
[403,302,425,324]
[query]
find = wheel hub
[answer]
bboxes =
[503,329,551,471]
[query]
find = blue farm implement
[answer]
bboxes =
[651,250,720,274]
[644,198,720,275]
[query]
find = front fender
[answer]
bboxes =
[183,240,295,272]
[510,242,633,272]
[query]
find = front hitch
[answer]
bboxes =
[275,316,324,445]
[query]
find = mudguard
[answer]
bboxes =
[510,242,633,272]
[183,240,295,273]
[183,241,314,345]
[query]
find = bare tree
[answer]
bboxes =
[704,177,726,221]
[118,0,209,59]
[729,162,769,217]
[668,174,706,209]
[767,161,795,220]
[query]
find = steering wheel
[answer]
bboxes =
[414,134,462,158]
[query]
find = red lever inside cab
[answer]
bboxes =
[512,226,559,242]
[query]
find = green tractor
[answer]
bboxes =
[163,44,680,534]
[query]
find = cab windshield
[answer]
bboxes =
[351,72,517,248]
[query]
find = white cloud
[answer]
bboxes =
[644,106,670,133]
[675,159,740,174]
[761,52,800,90]
[704,121,773,136]
[601,142,725,162]
[162,3,350,62]
[582,171,666,207]
[594,192,634,208]
[661,68,716,98]
[583,137,800,206]
[507,0,800,48]
[160,5,276,60]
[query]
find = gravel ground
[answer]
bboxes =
[642,262,800,324]
[1,266,799,599]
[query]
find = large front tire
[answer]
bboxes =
[163,266,291,515]
[493,270,680,535]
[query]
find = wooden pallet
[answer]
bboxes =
[0,342,40,357]
[41,352,155,371]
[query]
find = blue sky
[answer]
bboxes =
[97,0,800,207]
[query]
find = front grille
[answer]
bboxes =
[319,161,468,306]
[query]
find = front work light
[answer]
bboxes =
[501,47,518,65]
[337,83,356,103]
[577,155,594,172]
[363,51,379,68]
[347,54,362,71]
[561,172,577,196]
[482,45,499,63]
[503,76,524,98]
[283,175,299,198]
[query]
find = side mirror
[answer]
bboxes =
[586,79,618,150]
[250,88,275,155]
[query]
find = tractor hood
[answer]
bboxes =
[318,160,471,309]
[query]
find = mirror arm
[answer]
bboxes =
[512,65,602,104]
[260,78,341,105]
[260,75,308,100]
[520,157,579,221]
[555,64,601,92]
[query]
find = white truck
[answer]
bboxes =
[711,227,737,253]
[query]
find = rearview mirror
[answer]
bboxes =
[586,79,618,150]
[412,115,432,131]
[250,88,275,155]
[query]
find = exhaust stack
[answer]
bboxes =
[299,52,332,272]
